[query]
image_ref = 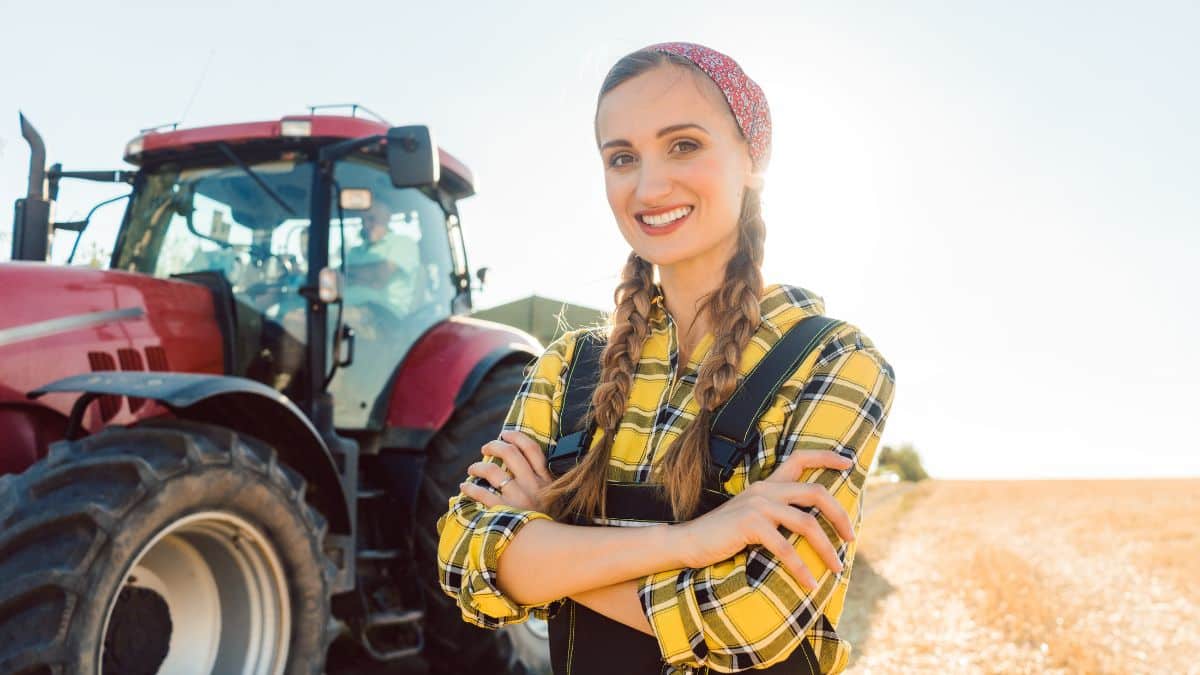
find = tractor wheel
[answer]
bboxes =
[0,419,336,675]
[414,361,552,675]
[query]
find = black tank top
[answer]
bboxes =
[545,487,822,674]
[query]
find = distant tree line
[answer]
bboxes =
[874,443,928,481]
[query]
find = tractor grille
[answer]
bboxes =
[117,349,146,412]
[145,346,169,371]
[86,346,171,421]
[86,352,122,421]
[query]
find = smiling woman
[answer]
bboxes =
[436,42,895,675]
[595,68,761,292]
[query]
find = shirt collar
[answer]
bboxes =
[647,281,822,325]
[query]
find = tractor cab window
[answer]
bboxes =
[115,160,313,314]
[112,153,460,429]
[325,157,457,428]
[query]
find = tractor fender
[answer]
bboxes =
[29,371,350,534]
[382,316,541,450]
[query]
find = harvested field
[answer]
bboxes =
[840,479,1200,675]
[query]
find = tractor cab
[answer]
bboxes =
[85,115,478,430]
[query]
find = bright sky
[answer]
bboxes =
[1,1,1196,479]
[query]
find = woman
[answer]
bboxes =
[436,42,896,674]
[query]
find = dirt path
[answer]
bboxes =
[838,479,1200,674]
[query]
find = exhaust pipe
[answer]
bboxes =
[11,112,52,261]
[21,112,46,200]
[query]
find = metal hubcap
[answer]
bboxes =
[101,511,292,675]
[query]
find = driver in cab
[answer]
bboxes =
[343,200,420,331]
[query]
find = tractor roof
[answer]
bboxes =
[123,114,475,199]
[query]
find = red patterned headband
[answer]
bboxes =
[644,41,772,171]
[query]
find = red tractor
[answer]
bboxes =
[0,110,549,674]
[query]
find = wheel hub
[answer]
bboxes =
[100,511,292,675]
[103,586,172,674]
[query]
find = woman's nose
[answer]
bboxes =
[634,160,673,204]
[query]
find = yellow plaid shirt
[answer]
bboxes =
[436,283,896,673]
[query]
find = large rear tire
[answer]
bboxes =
[0,419,336,675]
[414,361,552,675]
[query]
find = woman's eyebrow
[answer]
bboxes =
[599,138,632,151]
[656,123,708,138]
[599,123,711,151]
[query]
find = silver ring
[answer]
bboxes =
[495,475,514,491]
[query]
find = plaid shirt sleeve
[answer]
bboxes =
[637,334,897,673]
[434,330,578,629]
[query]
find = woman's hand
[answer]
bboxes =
[458,430,554,512]
[672,450,856,591]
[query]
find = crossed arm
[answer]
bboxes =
[434,331,895,670]
[469,436,860,632]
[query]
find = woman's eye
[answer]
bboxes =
[671,139,700,154]
[608,153,635,168]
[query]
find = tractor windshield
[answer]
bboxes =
[112,153,460,429]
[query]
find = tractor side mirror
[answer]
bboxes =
[386,125,440,190]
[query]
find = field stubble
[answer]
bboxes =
[839,479,1200,674]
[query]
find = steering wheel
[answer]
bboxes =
[240,253,303,310]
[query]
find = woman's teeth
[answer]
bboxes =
[640,206,692,226]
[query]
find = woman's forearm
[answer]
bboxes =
[570,579,653,635]
[495,519,684,606]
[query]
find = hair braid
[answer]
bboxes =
[655,188,766,519]
[540,252,655,522]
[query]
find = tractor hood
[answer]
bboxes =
[0,262,224,425]
[0,262,220,355]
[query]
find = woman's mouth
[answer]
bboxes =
[636,205,693,236]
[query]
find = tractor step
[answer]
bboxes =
[357,487,386,499]
[366,609,423,628]
[357,548,401,561]
[359,610,425,661]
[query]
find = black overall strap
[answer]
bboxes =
[547,316,843,484]
[707,315,844,484]
[546,329,606,477]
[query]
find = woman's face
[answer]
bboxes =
[595,64,757,268]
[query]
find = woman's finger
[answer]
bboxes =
[500,430,553,483]
[467,462,533,506]
[765,450,854,483]
[463,458,511,485]
[790,483,856,544]
[753,523,819,591]
[761,501,844,574]
[764,482,856,543]
[459,480,501,508]
[480,440,536,486]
